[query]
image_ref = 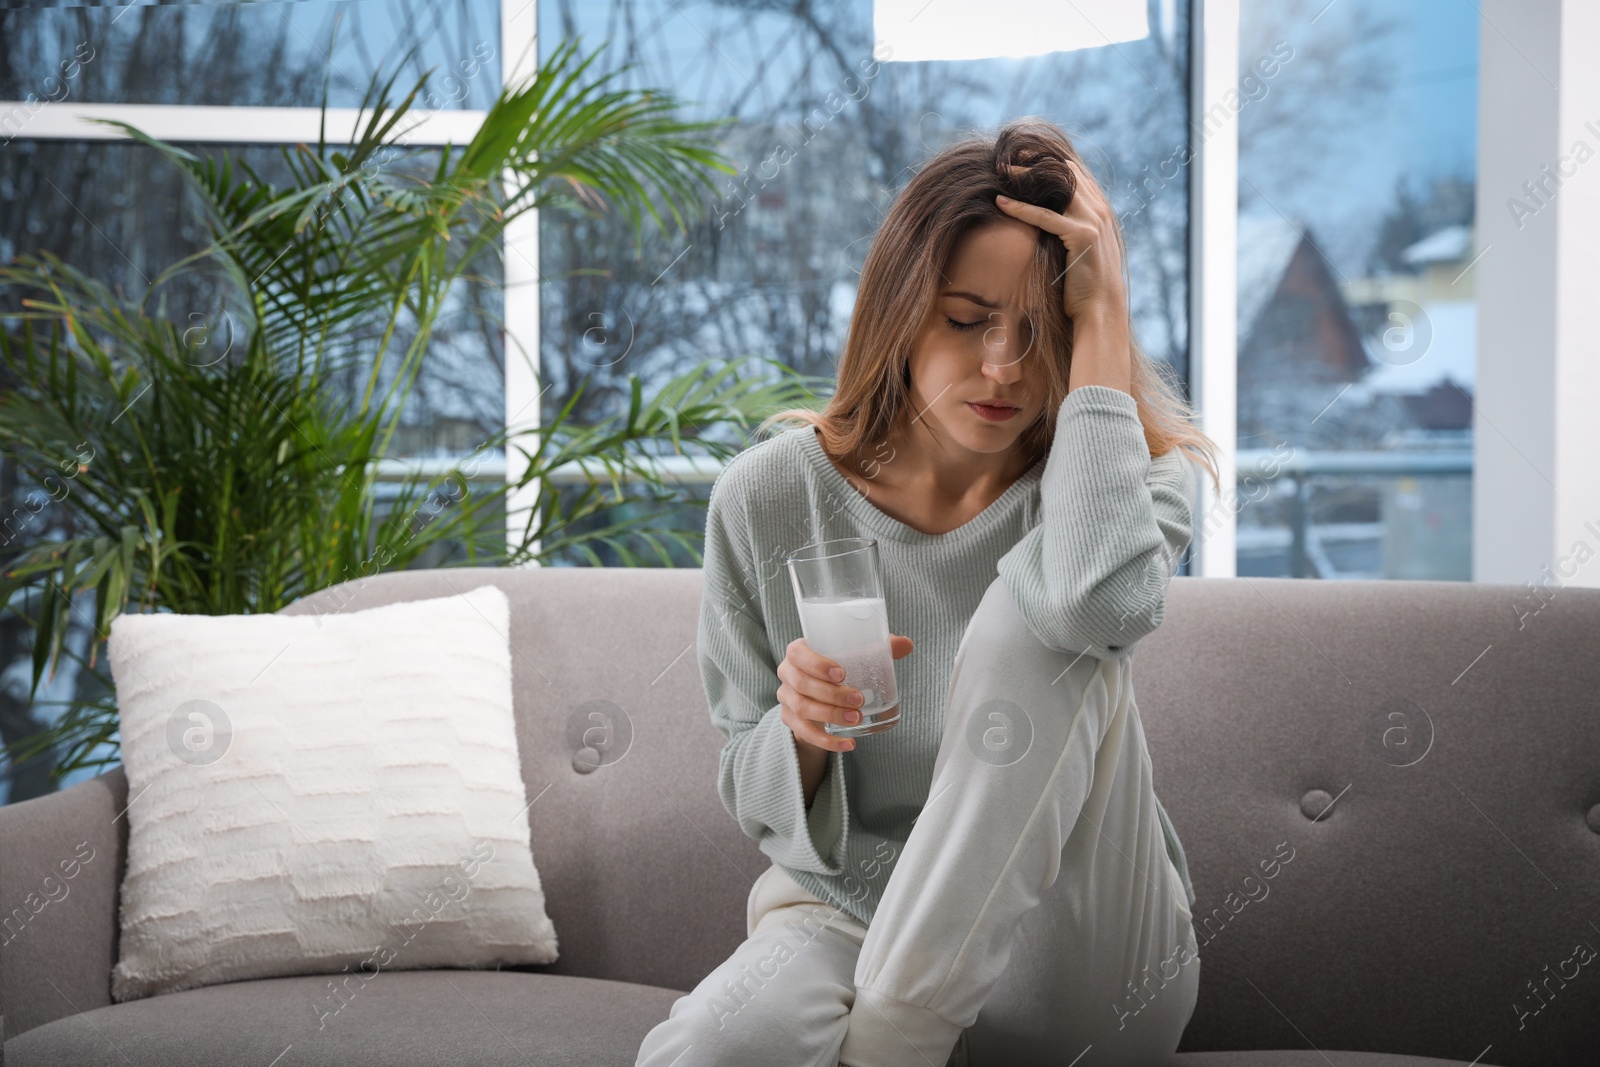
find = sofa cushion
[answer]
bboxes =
[3,968,1496,1067]
[2,970,681,1067]
[105,584,558,1003]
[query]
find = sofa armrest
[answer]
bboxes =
[0,766,128,1043]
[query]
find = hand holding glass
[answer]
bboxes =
[785,537,901,739]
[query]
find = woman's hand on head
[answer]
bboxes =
[778,635,913,753]
[994,158,1128,327]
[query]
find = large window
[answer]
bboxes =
[1233,0,1478,579]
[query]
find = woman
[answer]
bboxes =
[636,118,1222,1067]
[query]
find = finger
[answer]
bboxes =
[805,717,856,752]
[1062,157,1107,203]
[794,637,847,683]
[780,678,859,728]
[997,183,1105,235]
[792,658,866,712]
[804,690,862,730]
[1061,158,1112,220]
[785,702,856,750]
[1052,216,1101,247]
[890,634,914,660]
[994,194,1070,237]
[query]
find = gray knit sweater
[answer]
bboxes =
[697,383,1197,927]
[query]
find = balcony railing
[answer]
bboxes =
[1235,448,1473,579]
[375,448,1476,579]
[373,453,724,489]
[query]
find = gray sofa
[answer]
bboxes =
[3,566,1597,1066]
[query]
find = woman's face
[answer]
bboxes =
[904,218,1051,458]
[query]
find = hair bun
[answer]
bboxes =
[994,122,1077,213]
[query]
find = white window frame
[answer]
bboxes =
[1189,0,1240,578]
[501,2,542,564]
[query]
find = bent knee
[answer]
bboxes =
[967,578,1095,665]
[639,1005,838,1067]
[638,960,850,1066]
[956,578,1112,697]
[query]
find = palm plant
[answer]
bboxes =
[0,37,827,784]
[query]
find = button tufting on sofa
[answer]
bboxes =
[1299,788,1335,821]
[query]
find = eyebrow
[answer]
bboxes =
[940,289,1002,308]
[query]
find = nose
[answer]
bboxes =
[981,315,1030,382]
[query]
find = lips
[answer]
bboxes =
[967,401,1020,422]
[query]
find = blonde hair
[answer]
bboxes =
[757,116,1221,494]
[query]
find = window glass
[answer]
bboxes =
[1236,0,1477,579]
[0,140,504,459]
[0,0,501,111]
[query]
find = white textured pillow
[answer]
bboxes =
[106,583,558,1004]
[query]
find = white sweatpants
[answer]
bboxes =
[636,575,1200,1067]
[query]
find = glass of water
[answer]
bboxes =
[785,537,900,738]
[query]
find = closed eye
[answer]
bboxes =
[945,315,1034,335]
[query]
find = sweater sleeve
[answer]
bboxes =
[995,384,1196,660]
[698,465,850,877]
